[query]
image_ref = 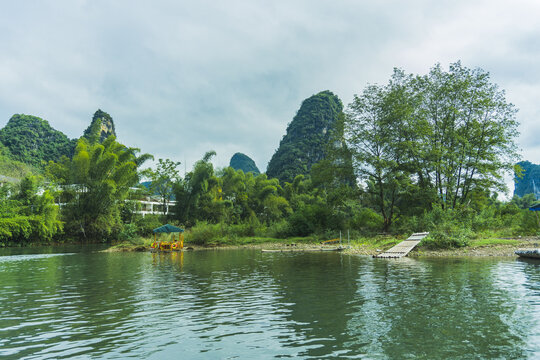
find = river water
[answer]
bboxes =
[0,247,538,359]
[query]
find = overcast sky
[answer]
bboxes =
[0,0,539,194]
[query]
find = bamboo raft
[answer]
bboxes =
[374,232,429,258]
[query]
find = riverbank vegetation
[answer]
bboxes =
[0,62,538,249]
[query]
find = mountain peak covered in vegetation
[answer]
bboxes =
[515,161,540,199]
[229,153,260,174]
[266,90,343,183]
[83,109,116,142]
[0,114,75,167]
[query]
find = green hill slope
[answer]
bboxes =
[230,153,260,174]
[0,114,75,167]
[83,109,116,142]
[515,161,540,199]
[266,90,343,183]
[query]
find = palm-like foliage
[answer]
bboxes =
[47,135,149,240]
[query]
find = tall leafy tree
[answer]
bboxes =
[47,134,151,240]
[419,62,519,208]
[219,167,252,223]
[174,151,219,225]
[175,151,290,226]
[346,79,408,231]
[346,62,519,231]
[247,173,290,224]
[143,158,180,216]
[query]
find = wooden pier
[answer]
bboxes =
[375,232,429,258]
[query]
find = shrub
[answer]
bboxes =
[519,211,540,236]
[350,207,384,233]
[134,215,163,237]
[184,221,223,245]
[261,220,289,238]
[287,211,314,237]
[0,216,31,244]
[420,229,472,249]
[118,223,139,243]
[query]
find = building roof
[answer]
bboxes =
[153,224,184,233]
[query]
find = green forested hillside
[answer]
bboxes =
[229,153,260,174]
[515,161,540,199]
[83,109,116,142]
[0,114,75,167]
[266,90,344,183]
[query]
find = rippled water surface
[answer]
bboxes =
[0,247,538,359]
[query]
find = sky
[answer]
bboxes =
[0,0,539,195]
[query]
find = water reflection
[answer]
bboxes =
[0,250,538,359]
[359,258,531,359]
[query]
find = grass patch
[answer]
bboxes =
[351,235,402,250]
[469,238,520,247]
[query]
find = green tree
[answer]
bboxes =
[346,62,519,231]
[175,151,291,227]
[511,193,537,210]
[247,173,290,224]
[219,167,252,223]
[174,151,220,225]
[0,174,62,244]
[47,135,150,240]
[346,74,411,231]
[420,62,519,209]
[143,158,180,216]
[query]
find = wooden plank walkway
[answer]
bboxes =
[375,232,429,258]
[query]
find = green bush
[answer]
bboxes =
[287,211,314,237]
[519,211,540,235]
[184,221,223,245]
[261,220,289,238]
[118,223,139,243]
[0,216,31,244]
[134,215,164,237]
[420,229,472,249]
[350,207,384,233]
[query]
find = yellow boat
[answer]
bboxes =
[150,224,185,252]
